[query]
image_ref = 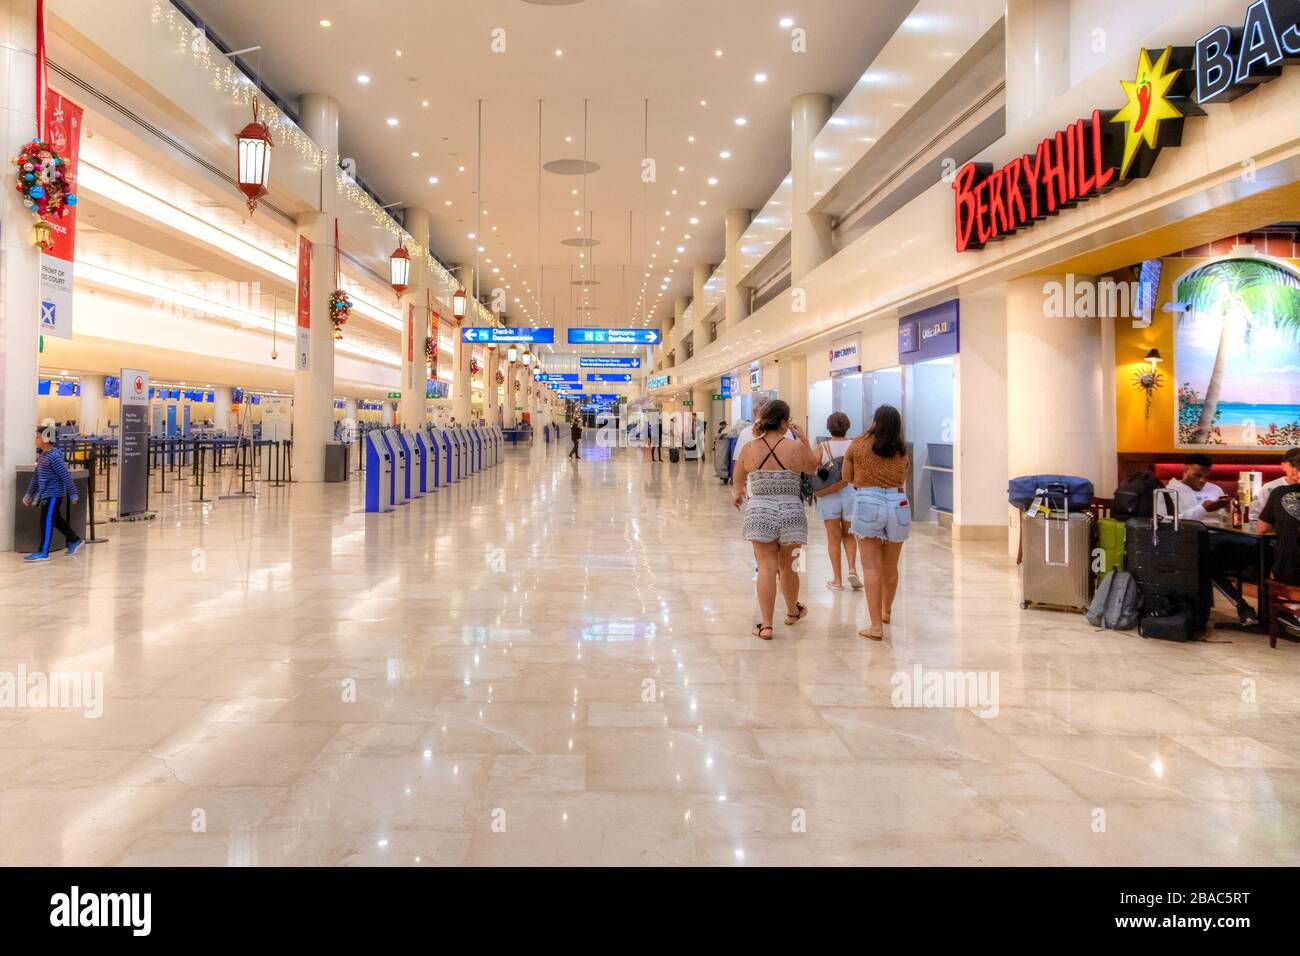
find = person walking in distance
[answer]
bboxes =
[22,426,83,562]
[568,416,583,460]
[731,400,819,640]
[841,405,911,640]
[814,412,862,592]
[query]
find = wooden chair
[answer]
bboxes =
[1268,580,1300,649]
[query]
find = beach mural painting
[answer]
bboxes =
[1174,256,1300,448]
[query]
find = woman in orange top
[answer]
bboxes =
[840,405,911,641]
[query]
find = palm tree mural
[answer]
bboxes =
[1174,257,1300,444]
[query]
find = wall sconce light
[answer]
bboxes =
[1134,350,1165,420]
[1144,348,1163,369]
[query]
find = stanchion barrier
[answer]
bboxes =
[83,444,107,544]
[195,443,211,503]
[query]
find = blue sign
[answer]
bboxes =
[899,301,959,365]
[647,374,670,389]
[720,376,733,399]
[462,327,555,344]
[536,373,579,383]
[586,373,632,383]
[580,356,641,369]
[567,328,661,345]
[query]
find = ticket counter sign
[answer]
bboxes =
[118,368,150,518]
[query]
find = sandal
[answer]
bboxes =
[784,602,808,626]
[826,581,844,591]
[858,626,884,641]
[847,573,863,590]
[752,624,774,641]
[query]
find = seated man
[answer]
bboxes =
[1158,453,1231,519]
[1258,478,1300,586]
[1256,448,1300,515]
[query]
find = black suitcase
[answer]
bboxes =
[1125,490,1212,633]
[669,448,680,463]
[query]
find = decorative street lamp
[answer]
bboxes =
[389,245,411,297]
[235,99,274,215]
[452,287,467,320]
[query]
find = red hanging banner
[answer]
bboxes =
[37,90,82,340]
[296,236,312,329]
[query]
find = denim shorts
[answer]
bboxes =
[814,484,853,521]
[850,487,911,542]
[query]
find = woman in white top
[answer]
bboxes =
[813,412,862,591]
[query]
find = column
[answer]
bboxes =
[778,357,808,435]
[343,397,357,420]
[502,358,517,428]
[213,386,233,433]
[954,285,1011,542]
[791,93,834,283]
[400,207,431,433]
[0,0,40,550]
[692,264,714,349]
[485,347,500,427]
[1004,0,1071,137]
[452,264,475,424]
[1007,276,1105,488]
[382,402,395,427]
[79,375,104,434]
[673,296,690,357]
[292,94,340,481]
[723,209,752,335]
[690,384,713,445]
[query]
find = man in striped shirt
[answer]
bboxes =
[21,426,82,561]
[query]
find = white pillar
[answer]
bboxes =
[485,347,500,426]
[382,402,395,427]
[0,0,41,550]
[692,264,714,349]
[292,94,340,481]
[400,207,431,433]
[954,286,1010,540]
[343,397,357,421]
[724,209,752,335]
[791,93,834,283]
[79,374,104,434]
[1007,276,1105,489]
[213,386,233,433]
[778,357,808,435]
[1005,0,1071,137]
[452,265,475,424]
[502,359,516,428]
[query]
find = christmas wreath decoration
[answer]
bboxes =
[329,289,352,340]
[470,356,482,376]
[13,138,76,250]
[496,370,505,386]
[425,336,436,365]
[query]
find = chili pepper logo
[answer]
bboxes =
[1112,46,1184,179]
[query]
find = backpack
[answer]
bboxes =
[1085,570,1141,631]
[1112,470,1163,521]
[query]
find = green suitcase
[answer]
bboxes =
[1096,518,1126,585]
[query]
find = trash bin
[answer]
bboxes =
[13,466,89,553]
[324,441,349,482]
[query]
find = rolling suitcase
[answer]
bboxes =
[713,436,732,482]
[1125,489,1212,635]
[1095,517,1127,586]
[1020,491,1095,612]
[669,447,680,463]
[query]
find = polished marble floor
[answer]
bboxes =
[1,438,1297,866]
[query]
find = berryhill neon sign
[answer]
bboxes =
[954,0,1300,252]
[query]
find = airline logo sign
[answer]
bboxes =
[828,334,861,377]
[954,0,1300,252]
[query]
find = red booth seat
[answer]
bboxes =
[1154,462,1285,496]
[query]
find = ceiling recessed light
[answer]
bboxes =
[700,100,707,107]
[428,176,439,184]
[395,49,403,57]
[319,19,332,28]
[715,49,723,57]
[421,100,430,108]
[458,165,465,172]
[386,117,399,126]
[357,74,371,84]
[780,17,794,28]
[410,151,420,158]
[690,217,699,225]
[707,177,718,185]
[720,150,731,159]
[734,116,747,126]
[687,135,695,143]
[754,73,768,84]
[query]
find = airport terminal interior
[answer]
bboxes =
[1,0,1299,867]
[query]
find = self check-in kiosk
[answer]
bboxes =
[383,429,409,503]
[439,426,457,484]
[426,426,446,487]
[452,427,467,480]
[464,426,479,474]
[400,429,423,498]
[472,426,486,470]
[412,429,434,494]
[364,430,395,513]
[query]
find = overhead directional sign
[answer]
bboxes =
[647,374,670,389]
[567,328,661,345]
[586,373,633,383]
[535,373,579,383]
[462,327,555,344]
[580,356,641,369]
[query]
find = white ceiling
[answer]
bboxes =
[184,0,915,333]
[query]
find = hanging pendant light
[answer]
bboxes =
[452,287,467,320]
[236,97,274,215]
[389,244,410,297]
[522,351,533,367]
[507,346,519,364]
